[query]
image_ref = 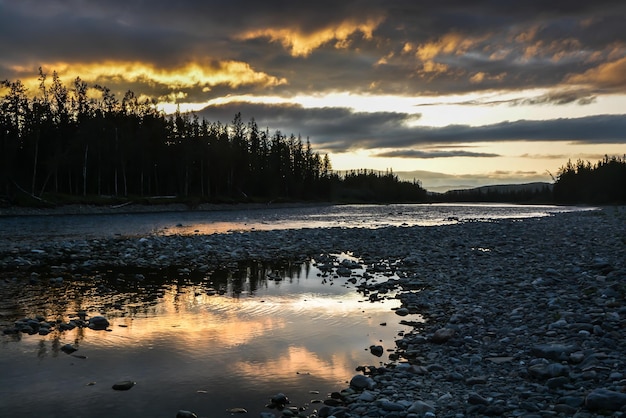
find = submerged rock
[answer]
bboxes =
[268,392,289,408]
[60,343,77,354]
[112,380,135,391]
[176,410,198,418]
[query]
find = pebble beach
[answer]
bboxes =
[2,206,626,417]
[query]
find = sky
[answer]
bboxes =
[2,0,626,192]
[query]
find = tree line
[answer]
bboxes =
[439,184,554,204]
[434,155,626,205]
[1,70,427,206]
[553,155,626,204]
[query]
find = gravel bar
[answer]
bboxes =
[2,206,626,417]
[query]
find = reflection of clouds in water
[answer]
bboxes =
[233,345,357,386]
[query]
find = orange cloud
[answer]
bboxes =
[10,60,287,97]
[566,56,626,90]
[415,33,486,75]
[237,17,385,57]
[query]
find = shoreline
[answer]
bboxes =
[0,201,334,217]
[1,208,626,416]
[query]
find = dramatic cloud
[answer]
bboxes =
[3,0,626,99]
[236,16,385,57]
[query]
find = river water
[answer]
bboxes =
[0,203,590,243]
[0,203,593,417]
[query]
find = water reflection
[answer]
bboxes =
[1,257,416,418]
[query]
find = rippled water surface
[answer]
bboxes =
[1,256,413,418]
[0,203,593,417]
[0,203,591,244]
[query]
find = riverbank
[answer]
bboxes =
[1,207,626,416]
[0,201,332,217]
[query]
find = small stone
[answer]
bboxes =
[379,400,405,411]
[546,376,569,389]
[528,363,569,379]
[358,390,377,402]
[407,400,435,414]
[486,356,514,364]
[431,328,455,343]
[465,376,487,385]
[467,393,490,405]
[531,344,577,361]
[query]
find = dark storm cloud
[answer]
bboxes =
[3,0,626,98]
[198,102,626,153]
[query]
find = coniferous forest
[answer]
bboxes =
[553,156,626,204]
[0,70,427,206]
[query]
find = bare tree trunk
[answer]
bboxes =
[82,144,88,196]
[122,164,127,196]
[31,132,39,195]
[153,164,159,195]
[185,166,189,196]
[200,160,204,197]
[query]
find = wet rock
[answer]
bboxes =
[369,345,384,357]
[350,374,376,390]
[394,307,409,316]
[88,316,110,330]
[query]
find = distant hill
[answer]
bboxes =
[446,182,553,195]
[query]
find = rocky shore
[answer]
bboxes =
[1,206,626,417]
